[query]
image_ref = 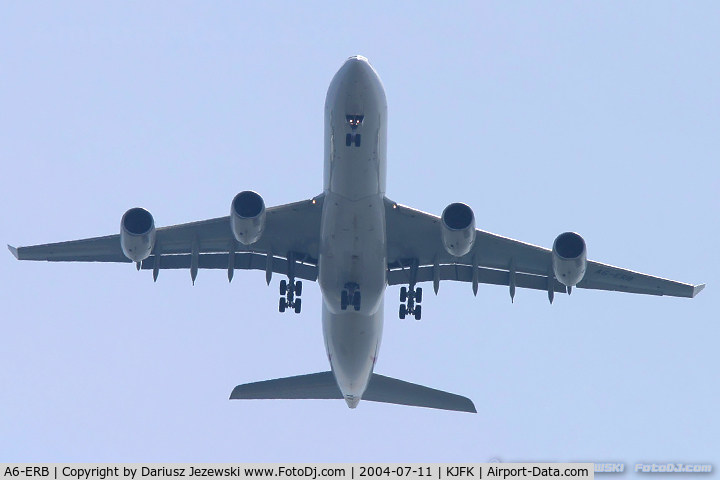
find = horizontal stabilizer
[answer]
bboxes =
[230,371,476,413]
[230,371,342,400]
[364,373,476,413]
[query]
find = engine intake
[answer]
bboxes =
[441,203,476,257]
[552,231,587,287]
[231,191,265,245]
[120,207,156,262]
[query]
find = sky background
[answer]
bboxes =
[1,1,718,466]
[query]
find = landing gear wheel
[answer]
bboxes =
[414,305,422,320]
[352,291,361,311]
[341,290,349,310]
[279,297,286,313]
[295,281,302,297]
[400,286,407,303]
[294,298,302,314]
[280,280,287,296]
[355,134,361,147]
[416,287,423,303]
[346,133,352,147]
[399,304,407,319]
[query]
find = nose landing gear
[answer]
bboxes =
[399,286,422,320]
[345,115,363,147]
[345,133,362,147]
[279,278,302,314]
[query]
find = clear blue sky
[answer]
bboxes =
[1,1,717,465]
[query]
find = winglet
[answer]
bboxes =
[7,244,19,260]
[692,284,706,297]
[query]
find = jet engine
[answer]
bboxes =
[552,231,587,287]
[440,203,476,257]
[231,191,266,245]
[120,207,156,262]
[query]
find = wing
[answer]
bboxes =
[384,198,704,300]
[9,194,325,283]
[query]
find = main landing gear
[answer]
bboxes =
[279,278,302,314]
[399,286,422,320]
[340,282,361,311]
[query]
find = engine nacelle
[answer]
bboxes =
[552,231,587,287]
[231,191,265,245]
[120,207,156,262]
[441,203,476,257]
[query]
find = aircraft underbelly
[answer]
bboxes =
[321,301,383,402]
[318,193,386,403]
[318,55,389,405]
[318,192,386,315]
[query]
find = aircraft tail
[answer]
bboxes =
[230,371,476,413]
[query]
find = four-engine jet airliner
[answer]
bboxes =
[9,56,704,413]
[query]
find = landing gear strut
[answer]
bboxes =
[279,278,302,314]
[399,286,422,320]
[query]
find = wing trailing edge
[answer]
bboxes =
[230,371,476,413]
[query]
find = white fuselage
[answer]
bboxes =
[318,56,388,408]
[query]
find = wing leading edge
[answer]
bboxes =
[384,198,704,299]
[9,195,325,284]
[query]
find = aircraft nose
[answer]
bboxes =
[346,55,369,65]
[325,55,386,121]
[340,55,374,82]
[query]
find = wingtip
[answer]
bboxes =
[7,244,19,259]
[692,284,706,297]
[229,385,241,400]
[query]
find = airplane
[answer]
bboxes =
[9,55,705,413]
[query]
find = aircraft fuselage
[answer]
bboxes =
[318,56,388,408]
